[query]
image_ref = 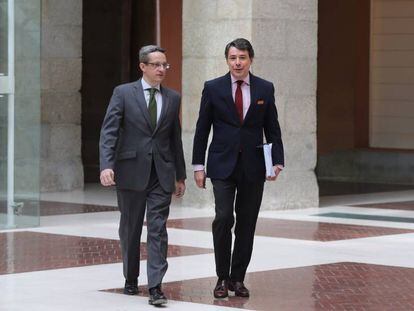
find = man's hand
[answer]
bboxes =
[100,169,116,186]
[175,180,186,197]
[194,170,206,189]
[266,166,282,181]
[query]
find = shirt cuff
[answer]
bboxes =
[193,164,205,172]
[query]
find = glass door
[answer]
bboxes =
[0,0,41,229]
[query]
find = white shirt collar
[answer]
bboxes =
[141,78,160,91]
[230,73,250,85]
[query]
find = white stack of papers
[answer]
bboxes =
[263,143,275,177]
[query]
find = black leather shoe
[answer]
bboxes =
[229,281,249,297]
[148,285,167,306]
[213,279,229,298]
[123,280,138,295]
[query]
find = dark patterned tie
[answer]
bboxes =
[235,80,244,123]
[148,88,157,129]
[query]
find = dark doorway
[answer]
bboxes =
[317,0,414,195]
[81,0,156,182]
[81,0,183,183]
[317,0,370,156]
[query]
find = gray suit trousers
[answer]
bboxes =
[116,164,171,288]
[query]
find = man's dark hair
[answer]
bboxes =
[224,38,254,59]
[139,45,166,63]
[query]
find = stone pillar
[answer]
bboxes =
[40,0,83,191]
[12,0,42,195]
[252,0,319,208]
[181,0,318,209]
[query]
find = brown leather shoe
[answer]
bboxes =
[213,279,229,298]
[229,281,250,297]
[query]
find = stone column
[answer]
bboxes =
[40,0,83,191]
[12,0,42,195]
[252,0,319,208]
[181,0,318,209]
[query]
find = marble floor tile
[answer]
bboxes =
[2,187,414,310]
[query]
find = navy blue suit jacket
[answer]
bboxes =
[192,72,284,182]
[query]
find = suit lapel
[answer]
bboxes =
[153,86,170,134]
[133,79,153,130]
[223,73,241,125]
[224,72,258,125]
[244,73,258,123]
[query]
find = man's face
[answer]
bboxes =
[226,47,252,80]
[139,51,168,86]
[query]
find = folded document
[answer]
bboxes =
[263,143,275,177]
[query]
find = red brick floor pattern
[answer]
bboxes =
[0,200,118,216]
[0,232,213,275]
[104,262,414,310]
[352,200,414,211]
[167,217,414,241]
[39,201,118,215]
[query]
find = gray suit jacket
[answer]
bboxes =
[99,79,186,192]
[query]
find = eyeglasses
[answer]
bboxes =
[145,62,170,70]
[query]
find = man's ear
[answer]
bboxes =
[139,63,145,72]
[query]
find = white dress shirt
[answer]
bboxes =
[141,78,162,122]
[231,74,251,118]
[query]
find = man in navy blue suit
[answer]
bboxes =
[192,38,284,298]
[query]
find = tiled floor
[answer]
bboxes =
[352,200,414,210]
[1,184,414,310]
[106,262,414,310]
[167,217,414,241]
[1,200,119,216]
[318,180,414,196]
[0,231,212,275]
[39,201,119,216]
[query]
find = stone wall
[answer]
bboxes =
[40,0,83,191]
[181,0,319,209]
[318,149,414,185]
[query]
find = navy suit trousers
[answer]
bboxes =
[211,153,264,281]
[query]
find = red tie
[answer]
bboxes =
[235,80,244,123]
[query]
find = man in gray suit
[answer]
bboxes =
[99,45,186,306]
